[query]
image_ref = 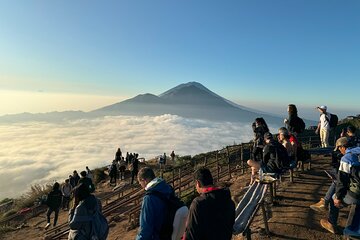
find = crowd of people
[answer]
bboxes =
[44,167,95,230]
[40,104,360,239]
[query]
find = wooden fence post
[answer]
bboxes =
[178,168,182,197]
[172,169,175,188]
[216,152,220,181]
[241,144,245,174]
[226,146,231,178]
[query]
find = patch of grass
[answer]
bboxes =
[16,184,52,209]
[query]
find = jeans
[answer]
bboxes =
[324,182,336,204]
[328,193,360,226]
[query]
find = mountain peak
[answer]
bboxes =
[158,82,208,97]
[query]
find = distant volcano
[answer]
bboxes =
[92,82,283,124]
[0,82,290,125]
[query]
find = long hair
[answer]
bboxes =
[288,104,298,117]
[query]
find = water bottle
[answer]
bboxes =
[259,168,263,182]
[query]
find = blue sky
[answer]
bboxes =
[0,1,359,119]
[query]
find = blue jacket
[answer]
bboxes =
[136,178,174,240]
[336,147,360,200]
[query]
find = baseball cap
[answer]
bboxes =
[334,137,348,151]
[318,105,327,110]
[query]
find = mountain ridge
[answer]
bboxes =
[0,82,315,126]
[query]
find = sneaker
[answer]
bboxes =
[320,218,336,234]
[310,198,327,212]
[44,223,50,230]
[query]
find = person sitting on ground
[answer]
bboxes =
[343,126,360,147]
[68,183,108,240]
[247,132,289,184]
[184,167,235,240]
[278,127,296,162]
[319,138,360,234]
[45,182,62,229]
[79,170,95,193]
[61,179,72,211]
[136,167,178,240]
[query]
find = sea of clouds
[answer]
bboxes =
[0,114,279,199]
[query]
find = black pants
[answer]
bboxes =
[46,207,60,226]
[131,170,138,184]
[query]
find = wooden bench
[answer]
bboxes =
[233,181,269,239]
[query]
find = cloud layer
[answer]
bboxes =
[0,114,278,199]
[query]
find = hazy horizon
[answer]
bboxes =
[0,88,358,122]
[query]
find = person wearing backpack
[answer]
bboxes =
[284,104,305,136]
[184,167,235,240]
[315,105,331,147]
[320,138,360,234]
[45,182,62,229]
[136,167,187,240]
[247,132,289,178]
[68,183,108,240]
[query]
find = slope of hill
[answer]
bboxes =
[92,82,285,124]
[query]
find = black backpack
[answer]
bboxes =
[146,190,185,240]
[292,116,305,134]
[326,113,338,129]
[275,143,290,169]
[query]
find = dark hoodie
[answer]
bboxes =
[136,178,174,240]
[46,183,62,209]
[184,187,235,240]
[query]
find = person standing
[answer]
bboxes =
[115,148,122,162]
[170,150,176,163]
[68,183,108,240]
[315,105,331,148]
[135,167,175,240]
[45,182,62,229]
[131,154,139,184]
[184,167,235,240]
[61,179,72,211]
[86,166,93,181]
[284,104,305,136]
[79,171,95,193]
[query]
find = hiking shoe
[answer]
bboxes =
[310,198,327,212]
[44,223,50,230]
[320,218,336,234]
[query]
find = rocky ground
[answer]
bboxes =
[2,155,348,240]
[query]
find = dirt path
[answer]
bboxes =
[2,155,349,240]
